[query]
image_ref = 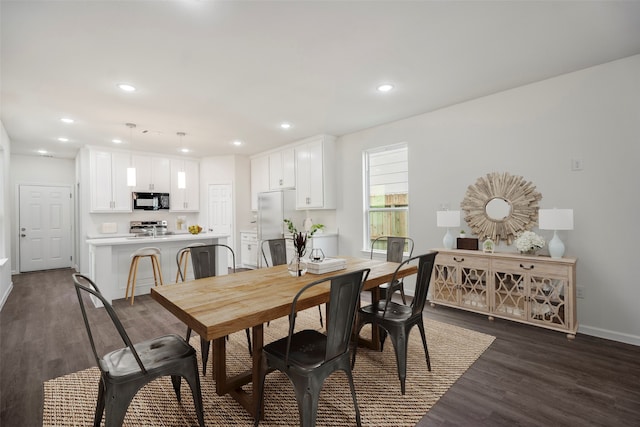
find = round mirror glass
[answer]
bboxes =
[485,197,511,221]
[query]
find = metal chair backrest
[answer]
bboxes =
[190,244,236,279]
[370,236,415,262]
[176,242,206,282]
[72,273,147,374]
[380,252,438,317]
[261,238,288,267]
[285,268,370,364]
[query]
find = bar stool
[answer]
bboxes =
[125,246,163,305]
[175,242,206,283]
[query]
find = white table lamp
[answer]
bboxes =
[538,208,574,258]
[437,210,461,250]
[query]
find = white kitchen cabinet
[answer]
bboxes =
[240,232,258,268]
[132,155,171,193]
[89,150,132,212]
[269,148,295,190]
[250,155,270,210]
[295,135,336,209]
[170,158,200,211]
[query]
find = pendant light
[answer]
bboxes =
[177,132,186,189]
[126,123,137,187]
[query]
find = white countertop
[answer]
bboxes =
[86,232,228,247]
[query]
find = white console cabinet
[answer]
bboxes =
[430,249,578,339]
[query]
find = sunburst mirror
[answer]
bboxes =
[461,172,542,245]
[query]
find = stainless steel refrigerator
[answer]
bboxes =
[257,190,299,241]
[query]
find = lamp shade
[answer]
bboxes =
[437,210,461,228]
[538,209,574,230]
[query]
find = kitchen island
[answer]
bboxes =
[86,233,229,306]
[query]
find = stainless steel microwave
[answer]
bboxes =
[132,192,170,210]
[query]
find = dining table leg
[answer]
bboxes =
[212,324,264,418]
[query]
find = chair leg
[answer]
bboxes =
[170,375,182,401]
[151,255,164,286]
[317,305,323,328]
[125,256,137,303]
[103,384,137,427]
[183,357,206,427]
[291,374,321,427]
[93,377,106,427]
[245,328,252,356]
[417,320,431,371]
[200,337,210,376]
[253,356,270,426]
[387,325,410,395]
[130,257,140,305]
[399,282,407,305]
[345,367,363,427]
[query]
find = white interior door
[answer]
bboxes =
[19,185,72,272]
[208,184,234,265]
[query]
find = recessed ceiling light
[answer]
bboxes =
[37,149,47,155]
[180,148,190,153]
[60,118,74,124]
[112,139,122,144]
[57,137,69,142]
[117,83,136,92]
[280,122,291,129]
[377,84,394,92]
[232,140,243,146]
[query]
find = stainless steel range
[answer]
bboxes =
[129,220,171,237]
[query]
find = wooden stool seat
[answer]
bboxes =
[175,243,206,283]
[125,246,163,304]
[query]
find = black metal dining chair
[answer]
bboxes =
[369,235,415,305]
[254,268,371,427]
[188,243,252,375]
[72,273,205,427]
[261,238,324,327]
[351,252,438,395]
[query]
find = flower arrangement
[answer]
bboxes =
[284,219,324,258]
[515,231,545,254]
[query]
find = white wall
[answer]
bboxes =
[9,154,76,274]
[336,54,640,345]
[0,122,12,308]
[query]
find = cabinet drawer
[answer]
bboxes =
[241,232,257,243]
[492,258,569,277]
[436,253,489,269]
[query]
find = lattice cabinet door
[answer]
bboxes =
[430,253,489,314]
[492,268,527,321]
[430,261,458,305]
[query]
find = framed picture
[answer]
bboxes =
[482,238,494,253]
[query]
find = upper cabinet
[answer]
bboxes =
[250,155,270,210]
[269,148,295,190]
[295,135,336,210]
[132,155,171,193]
[89,150,132,212]
[170,159,200,211]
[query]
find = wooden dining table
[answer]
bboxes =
[150,256,417,418]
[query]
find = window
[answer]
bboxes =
[363,143,409,252]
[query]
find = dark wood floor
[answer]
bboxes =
[1,268,639,426]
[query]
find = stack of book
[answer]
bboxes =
[306,257,347,274]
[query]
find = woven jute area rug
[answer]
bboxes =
[43,308,494,426]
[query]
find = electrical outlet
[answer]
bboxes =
[571,158,583,171]
[576,286,586,299]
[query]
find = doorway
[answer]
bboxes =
[19,185,72,272]
[208,184,234,266]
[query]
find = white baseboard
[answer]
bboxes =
[578,324,640,347]
[0,281,13,312]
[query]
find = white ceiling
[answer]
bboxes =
[3,1,640,160]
